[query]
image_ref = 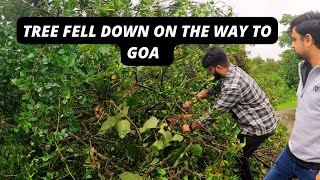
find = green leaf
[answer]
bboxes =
[27,53,35,59]
[173,156,187,168]
[122,106,129,116]
[62,55,68,62]
[139,127,147,134]
[172,134,184,142]
[11,78,20,86]
[168,145,186,166]
[152,139,164,150]
[61,157,67,163]
[156,167,166,175]
[118,172,143,180]
[143,116,159,128]
[58,49,65,54]
[139,116,159,133]
[79,44,91,51]
[98,46,110,54]
[159,123,172,146]
[117,105,129,119]
[127,95,141,106]
[158,178,168,180]
[158,177,168,180]
[42,154,53,162]
[74,66,86,77]
[150,158,159,165]
[116,120,131,138]
[240,138,246,148]
[113,91,122,97]
[98,116,118,135]
[143,143,149,148]
[173,159,179,167]
[190,144,203,157]
[67,53,77,67]
[63,88,71,99]
[122,0,130,5]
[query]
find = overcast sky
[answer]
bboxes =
[220,0,320,60]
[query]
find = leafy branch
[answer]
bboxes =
[107,100,142,141]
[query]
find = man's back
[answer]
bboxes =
[215,65,277,136]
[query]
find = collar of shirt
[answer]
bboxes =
[226,64,235,77]
[219,64,235,84]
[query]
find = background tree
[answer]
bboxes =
[278,14,300,89]
[250,57,296,106]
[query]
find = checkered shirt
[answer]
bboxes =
[199,64,277,136]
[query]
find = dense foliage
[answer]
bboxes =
[248,14,298,107]
[250,57,296,107]
[0,0,291,179]
[278,14,300,89]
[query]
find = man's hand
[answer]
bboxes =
[182,124,191,134]
[182,100,193,110]
[182,122,202,134]
[182,90,208,111]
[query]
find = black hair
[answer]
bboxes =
[202,46,230,68]
[289,11,320,48]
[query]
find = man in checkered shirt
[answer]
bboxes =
[182,46,277,180]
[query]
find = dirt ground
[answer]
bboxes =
[275,108,296,137]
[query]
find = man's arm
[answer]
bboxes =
[182,90,209,109]
[182,113,216,133]
[182,86,241,133]
[205,82,222,97]
[182,122,202,133]
[212,87,241,113]
[182,82,222,110]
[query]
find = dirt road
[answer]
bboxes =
[275,108,295,137]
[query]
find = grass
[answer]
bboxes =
[276,100,297,111]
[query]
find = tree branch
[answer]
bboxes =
[107,100,142,141]
[18,3,54,16]
[134,83,165,98]
[253,154,271,168]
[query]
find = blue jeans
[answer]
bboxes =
[264,148,319,180]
